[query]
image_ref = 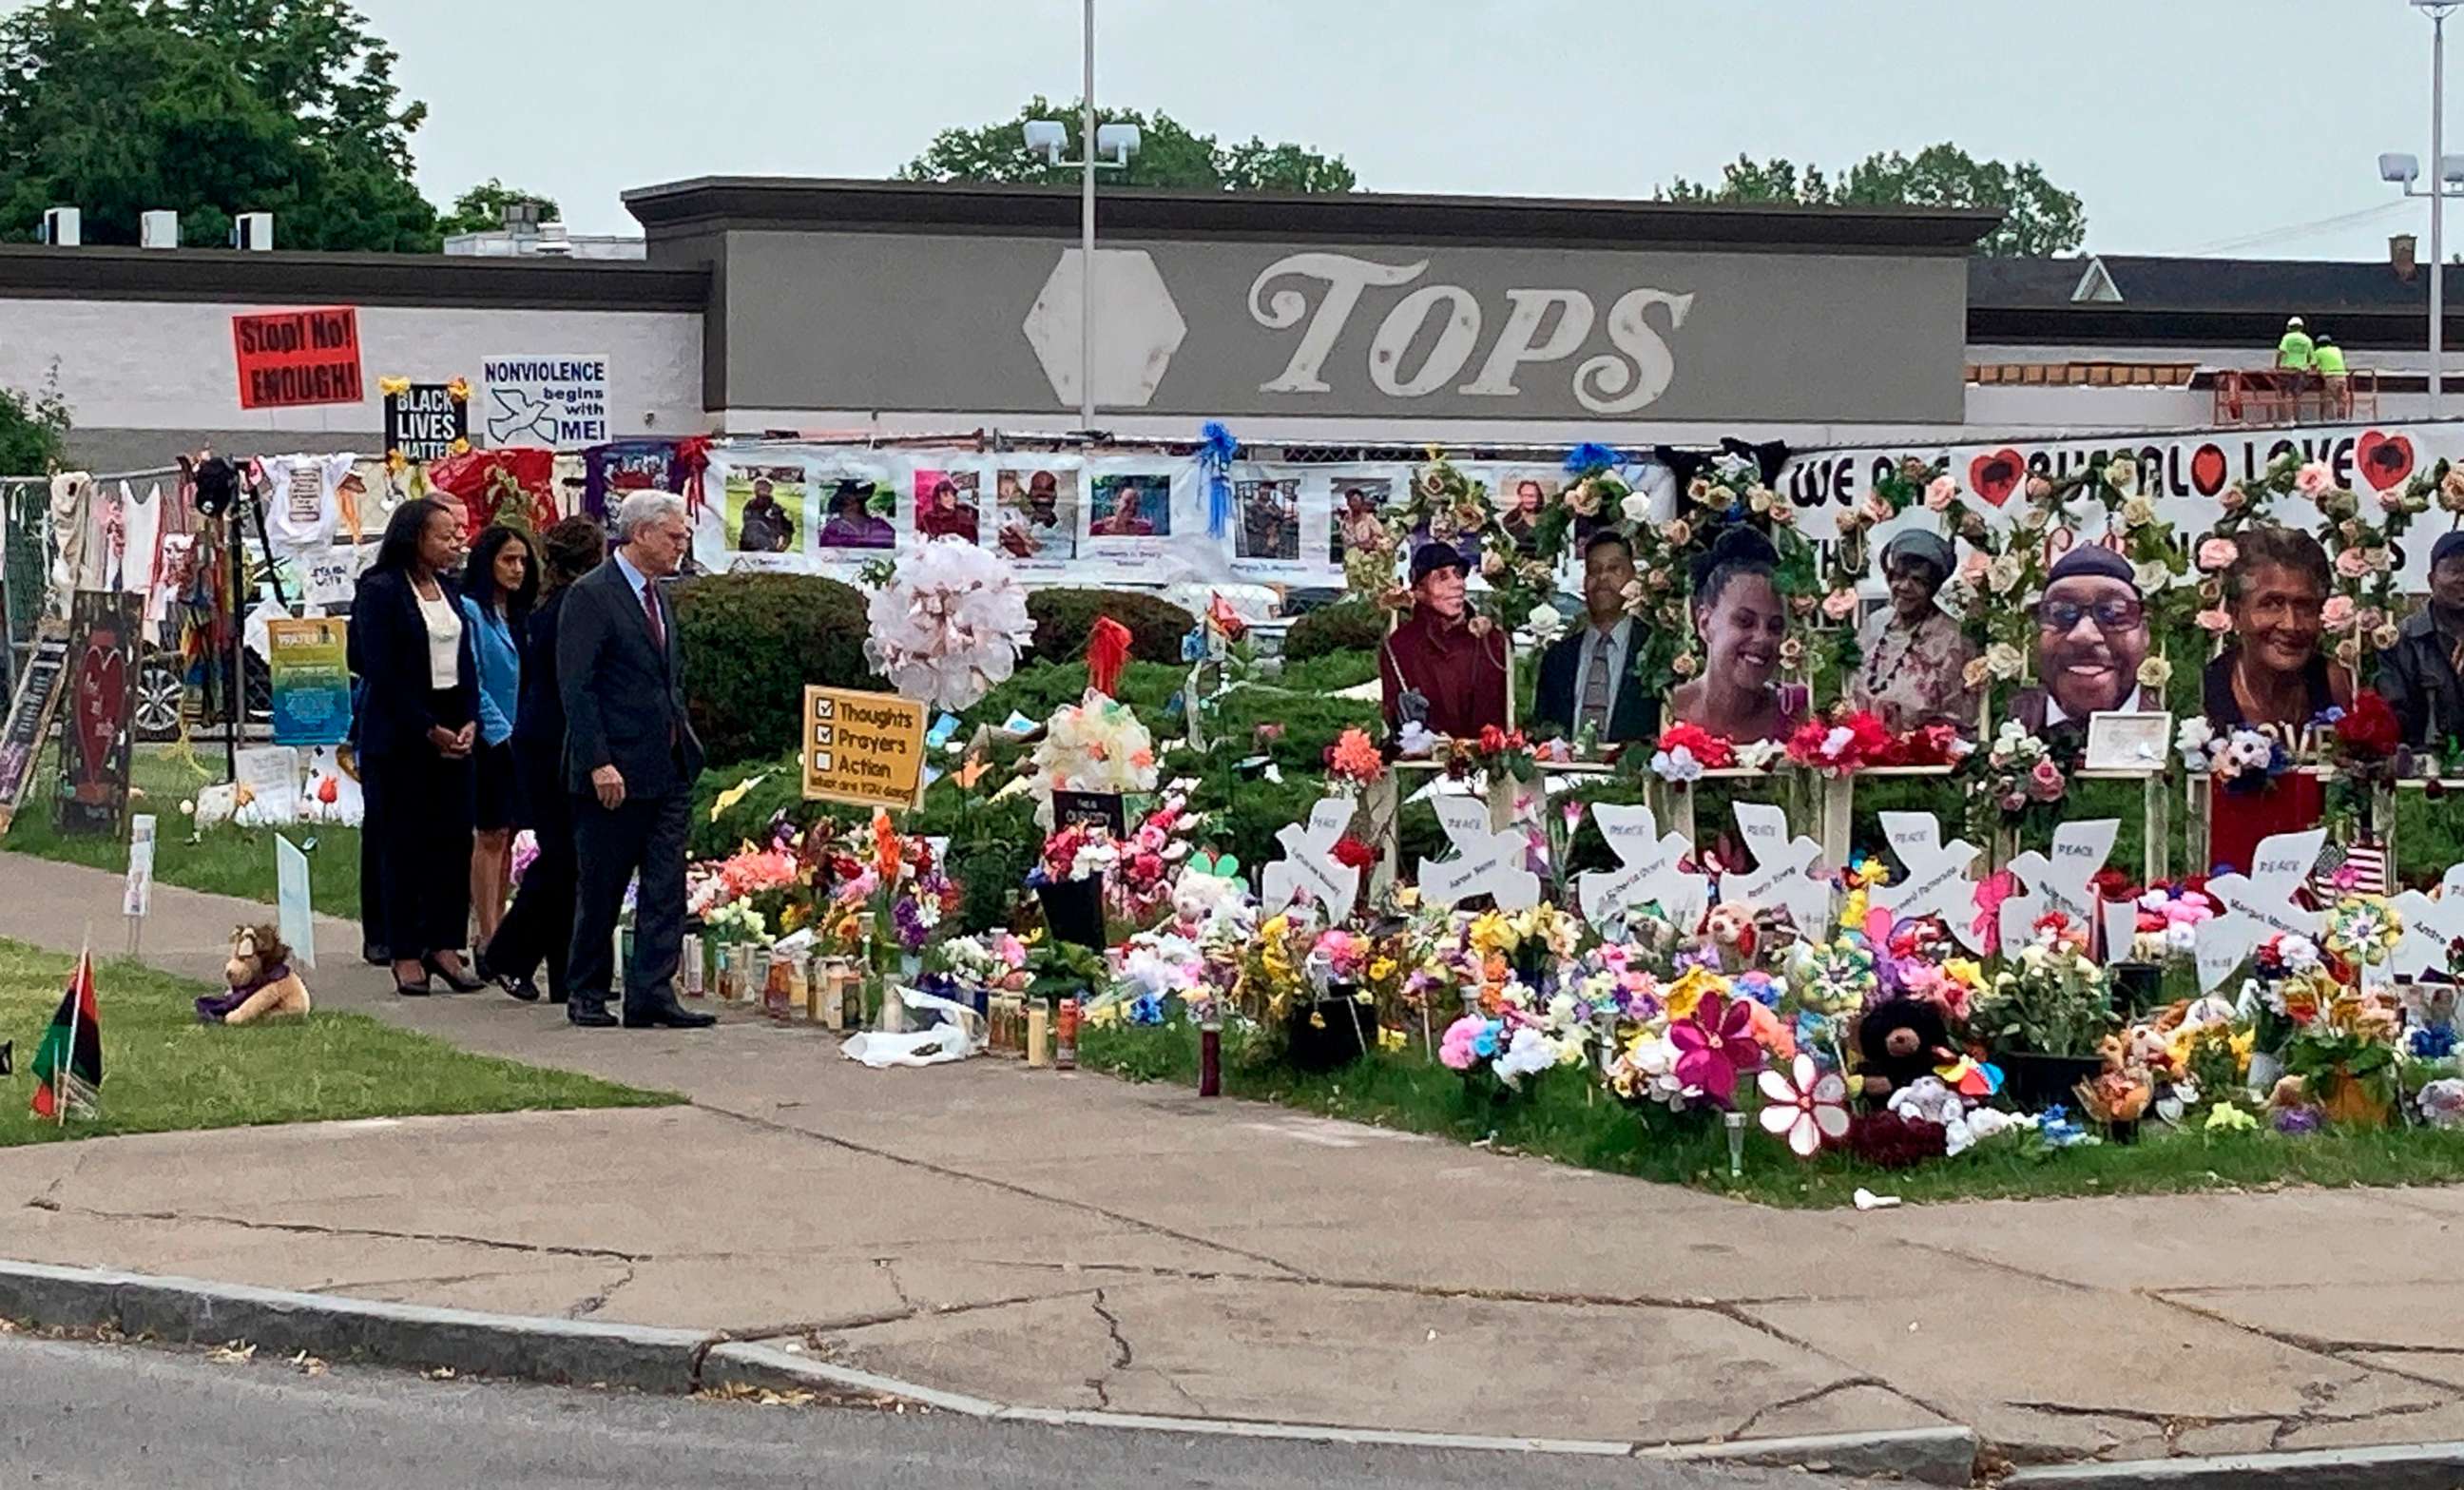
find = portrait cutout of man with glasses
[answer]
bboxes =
[2011,545,2154,736]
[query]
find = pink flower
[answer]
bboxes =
[1924,475,1957,512]
[2321,594,2357,628]
[1861,494,1895,526]
[2196,537,2238,573]
[2028,758,2066,801]
[1669,991,1764,1107]
[2195,608,2233,633]
[1960,551,1990,583]
[1821,588,1858,620]
[2221,486,2249,512]
[2296,461,2334,497]
[2336,548,2370,580]
[1438,1016,1484,1072]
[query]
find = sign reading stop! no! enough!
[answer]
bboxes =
[232,306,363,410]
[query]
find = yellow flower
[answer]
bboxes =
[1468,912,1517,958]
[1376,1026,1408,1052]
[1368,958,1396,984]
[1665,966,1726,1021]
[1840,886,1870,931]
[1942,958,1984,991]
[2204,1103,2257,1133]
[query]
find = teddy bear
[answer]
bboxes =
[195,923,311,1025]
[1853,995,1954,1101]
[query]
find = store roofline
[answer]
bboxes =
[0,242,708,311]
[621,175,2001,253]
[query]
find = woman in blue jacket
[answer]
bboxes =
[459,525,537,952]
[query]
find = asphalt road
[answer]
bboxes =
[0,1333,1810,1490]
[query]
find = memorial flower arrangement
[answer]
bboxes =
[1029,822,1121,887]
[685,842,802,919]
[1973,919,2116,1057]
[1322,727,1386,788]
[1029,690,1158,827]
[1964,720,2072,836]
[1784,707,1892,776]
[937,931,1031,995]
[2124,878,2223,961]
[859,536,1037,712]
[2322,894,2403,970]
[2175,717,2292,792]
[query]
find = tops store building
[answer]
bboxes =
[14,176,2464,471]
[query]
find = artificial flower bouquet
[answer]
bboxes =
[1964,719,2072,836]
[1973,919,2116,1059]
[936,931,1031,997]
[1030,690,1158,827]
[1784,708,1893,777]
[2280,984,2403,1126]
[1649,722,1785,784]
[1029,822,1121,887]
[2175,716,2293,794]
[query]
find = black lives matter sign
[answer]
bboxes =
[383,383,469,462]
[232,306,363,410]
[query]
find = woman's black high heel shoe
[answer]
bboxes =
[424,954,486,994]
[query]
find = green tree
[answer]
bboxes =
[435,179,561,239]
[0,367,71,475]
[0,0,437,251]
[1661,144,2085,257]
[899,97,1356,193]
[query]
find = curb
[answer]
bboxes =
[0,1259,1975,1481]
[0,1260,707,1393]
[2005,1441,2464,1490]
[1647,1426,1981,1485]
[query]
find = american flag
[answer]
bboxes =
[2311,842,2389,900]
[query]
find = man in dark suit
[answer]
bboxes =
[1532,530,1661,745]
[558,491,715,1031]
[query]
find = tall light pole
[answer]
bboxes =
[1080,0,1096,433]
[2430,0,2454,416]
[1026,5,1138,434]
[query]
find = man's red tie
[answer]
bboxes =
[642,581,664,652]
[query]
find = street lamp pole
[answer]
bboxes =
[2435,2,2450,416]
[1079,0,1096,432]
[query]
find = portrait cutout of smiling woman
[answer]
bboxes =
[1668,527,1800,744]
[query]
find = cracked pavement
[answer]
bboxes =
[4,855,2464,1465]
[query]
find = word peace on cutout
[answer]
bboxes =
[1246,253,1695,414]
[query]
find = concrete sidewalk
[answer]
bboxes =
[4,851,2464,1469]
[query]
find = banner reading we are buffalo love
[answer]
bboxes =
[1778,419,2464,591]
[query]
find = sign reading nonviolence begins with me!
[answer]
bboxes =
[801,686,926,810]
[232,307,363,410]
[481,357,609,450]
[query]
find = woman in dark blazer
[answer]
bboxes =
[480,516,606,1004]
[350,497,484,997]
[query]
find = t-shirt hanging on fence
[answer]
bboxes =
[256,454,360,555]
[118,482,163,600]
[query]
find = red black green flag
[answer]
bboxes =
[30,950,101,1120]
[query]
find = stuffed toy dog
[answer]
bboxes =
[196,924,311,1025]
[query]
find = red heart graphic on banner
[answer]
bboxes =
[1969,449,2025,508]
[2357,430,2416,492]
[2189,446,2228,495]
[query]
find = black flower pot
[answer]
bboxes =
[1036,877,1107,953]
[1998,1052,2104,1112]
[1287,985,1370,1074]
[2110,962,2164,1017]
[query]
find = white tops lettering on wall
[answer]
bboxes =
[1245,253,1695,415]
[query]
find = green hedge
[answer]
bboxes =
[1025,589,1193,666]
[674,571,876,768]
[1282,598,1385,660]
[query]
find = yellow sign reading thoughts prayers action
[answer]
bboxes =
[800,686,927,809]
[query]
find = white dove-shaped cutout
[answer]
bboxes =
[2193,827,2327,994]
[1726,802,1833,939]
[1416,795,1541,912]
[2391,863,2464,983]
[1868,811,1988,954]
[1997,819,2120,959]
[1261,797,1360,919]
[1577,803,1710,936]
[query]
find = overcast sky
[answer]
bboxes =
[361,1,2464,260]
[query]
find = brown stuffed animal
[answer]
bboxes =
[197,924,311,1025]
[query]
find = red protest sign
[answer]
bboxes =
[232,307,363,410]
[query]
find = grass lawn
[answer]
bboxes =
[1084,1020,2464,1209]
[0,939,672,1147]
[4,743,362,919]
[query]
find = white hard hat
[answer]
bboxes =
[2288,317,2305,329]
